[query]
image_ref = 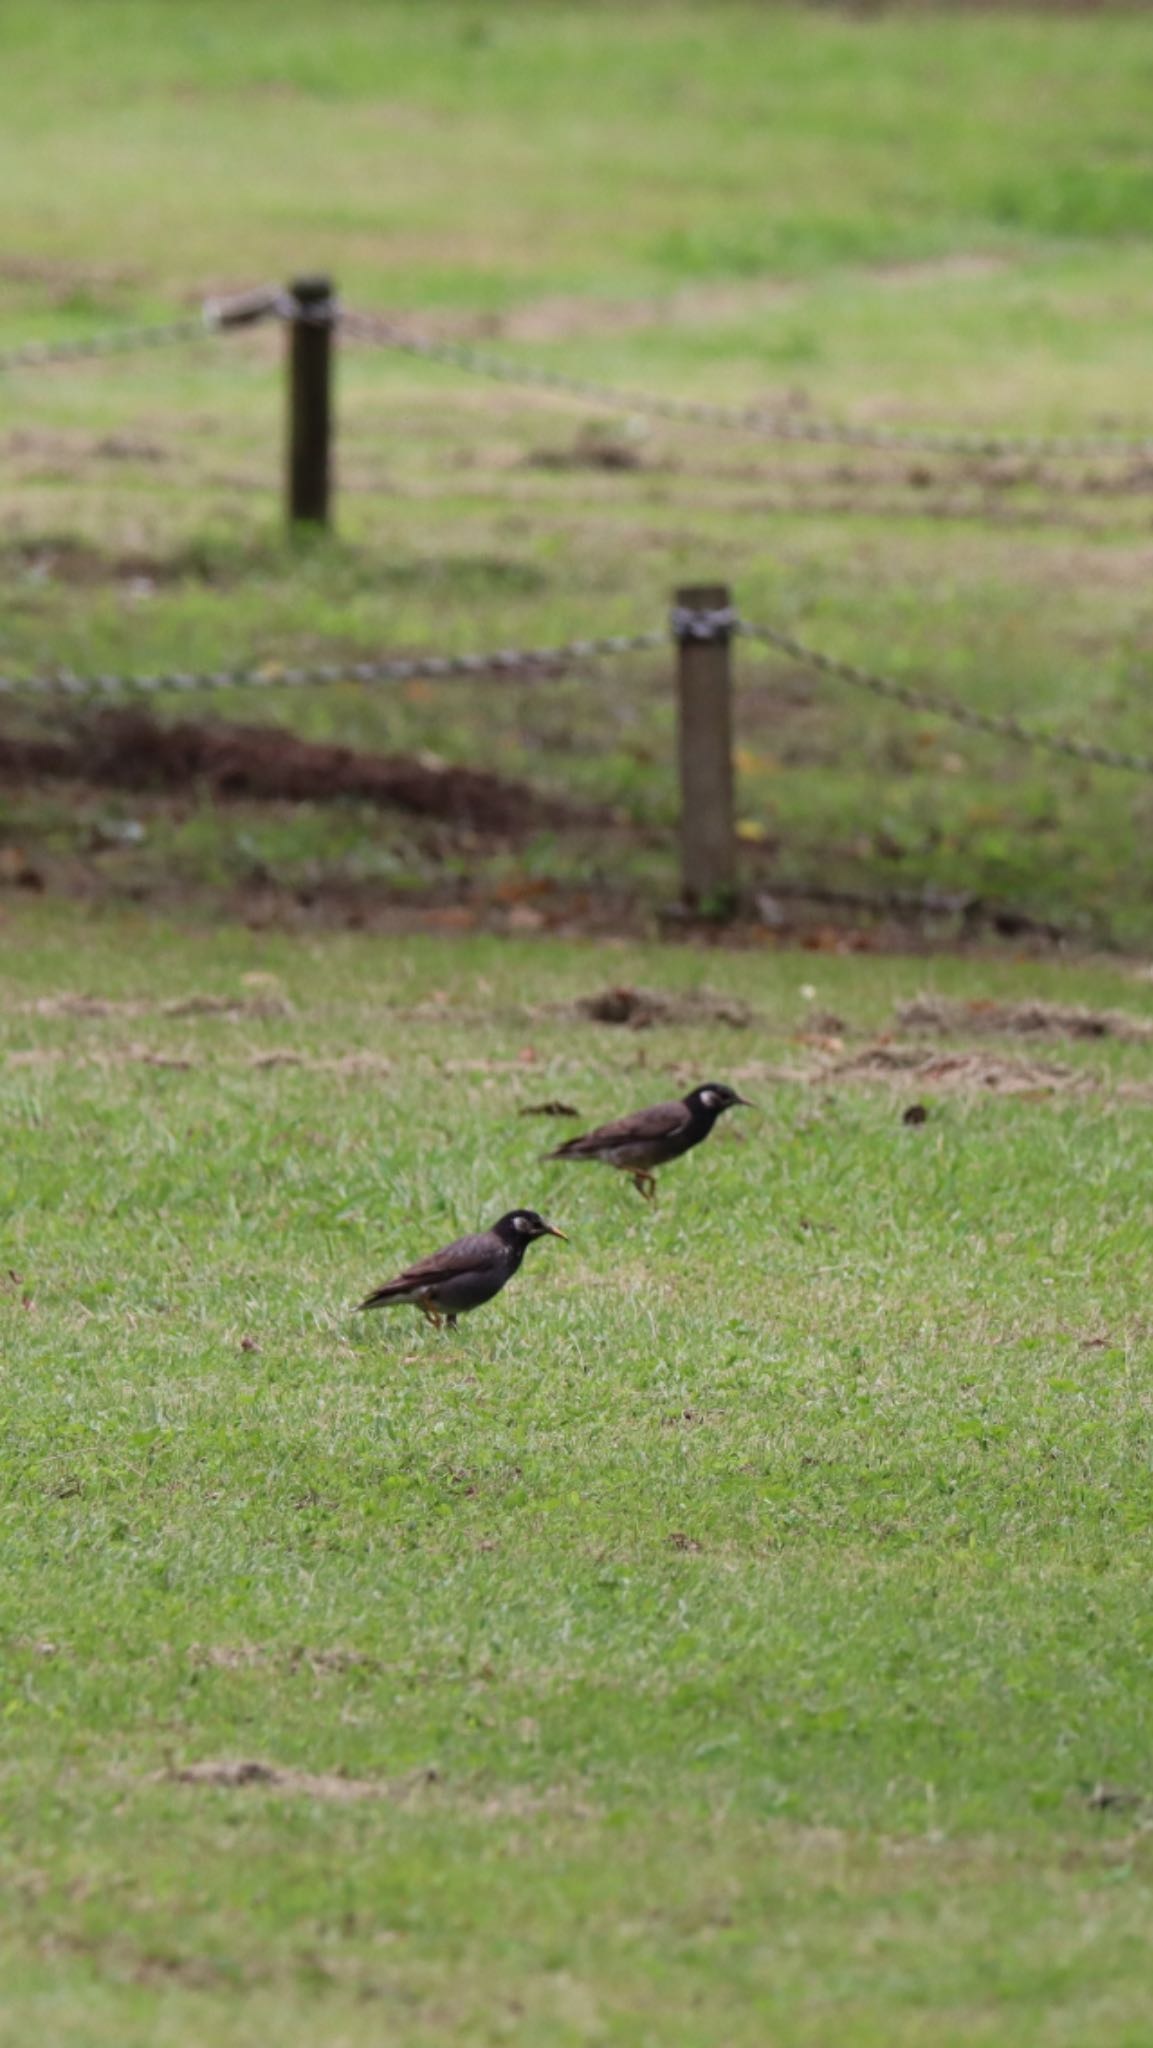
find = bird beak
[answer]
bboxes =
[734,1094,756,1108]
[543,1222,569,1240]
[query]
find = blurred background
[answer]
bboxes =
[3,0,1153,949]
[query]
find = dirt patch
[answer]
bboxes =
[4,537,193,589]
[0,256,142,291]
[189,1643,270,1672]
[0,708,601,836]
[733,484,1150,537]
[430,253,1011,347]
[165,991,291,1019]
[898,994,1153,1042]
[21,994,134,1020]
[0,799,1102,955]
[36,1931,239,1993]
[818,1044,1088,1095]
[117,1043,196,1070]
[165,1758,438,1802]
[3,1036,198,1071]
[189,1642,382,1676]
[297,1647,382,1676]
[1086,1782,1152,1813]
[475,1784,596,1821]
[247,1051,394,1076]
[867,253,1013,290]
[22,990,290,1022]
[567,985,756,1029]
[526,420,651,472]
[162,1756,595,1829]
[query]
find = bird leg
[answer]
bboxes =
[630,1169,657,1200]
[418,1300,444,1330]
[445,1314,460,1333]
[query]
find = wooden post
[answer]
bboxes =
[286,276,335,529]
[673,582,737,913]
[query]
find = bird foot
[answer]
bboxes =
[418,1302,444,1330]
[631,1172,657,1200]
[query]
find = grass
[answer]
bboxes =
[8,8,1153,2034]
[6,898,1153,2041]
[6,4,1153,933]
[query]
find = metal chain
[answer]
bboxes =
[4,549,1149,775]
[0,288,285,374]
[0,628,665,702]
[670,603,740,642]
[6,291,1152,461]
[738,619,1153,777]
[342,311,1153,463]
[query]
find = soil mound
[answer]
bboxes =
[0,708,602,836]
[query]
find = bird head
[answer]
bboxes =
[494,1209,569,1243]
[686,1082,754,1116]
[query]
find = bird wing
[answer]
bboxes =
[357,1230,495,1308]
[549,1098,690,1158]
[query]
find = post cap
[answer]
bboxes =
[289,276,335,305]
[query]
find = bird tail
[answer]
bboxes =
[355,1282,409,1313]
[544,1136,587,1161]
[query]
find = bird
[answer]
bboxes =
[355,1208,567,1331]
[544,1081,753,1199]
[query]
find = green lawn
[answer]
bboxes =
[8,9,1153,2037]
[5,3,1153,934]
[5,899,1153,2043]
